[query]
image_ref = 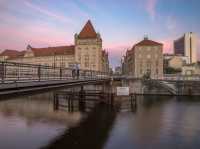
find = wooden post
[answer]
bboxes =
[79,86,86,112]
[110,93,114,106]
[68,95,71,112]
[53,93,59,110]
[70,98,74,112]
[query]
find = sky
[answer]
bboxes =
[0,0,200,67]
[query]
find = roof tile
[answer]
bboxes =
[135,39,163,46]
[31,45,75,57]
[78,20,97,39]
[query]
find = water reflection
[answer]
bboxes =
[0,85,200,149]
[0,92,85,149]
[104,96,200,149]
[42,104,117,149]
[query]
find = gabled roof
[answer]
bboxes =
[0,49,24,59]
[31,45,75,57]
[78,20,97,39]
[0,45,75,59]
[135,39,163,46]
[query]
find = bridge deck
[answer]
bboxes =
[0,78,110,96]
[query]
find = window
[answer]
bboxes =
[85,55,89,60]
[140,69,142,74]
[84,54,89,68]
[156,61,159,67]
[147,62,151,69]
[147,54,151,59]
[78,54,81,62]
[140,62,143,68]
[156,68,159,74]
[85,62,89,67]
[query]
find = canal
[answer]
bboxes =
[0,84,200,149]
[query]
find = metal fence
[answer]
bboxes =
[0,61,109,83]
[163,74,200,81]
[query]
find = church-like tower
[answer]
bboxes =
[75,20,103,71]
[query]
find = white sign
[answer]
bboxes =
[117,87,129,96]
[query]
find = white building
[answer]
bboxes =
[164,54,189,70]
[174,32,197,64]
[182,62,200,75]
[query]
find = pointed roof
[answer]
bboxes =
[78,20,97,39]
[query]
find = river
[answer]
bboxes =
[0,85,200,149]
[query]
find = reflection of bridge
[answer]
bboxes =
[0,61,110,96]
[42,104,117,149]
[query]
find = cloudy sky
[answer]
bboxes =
[0,0,200,67]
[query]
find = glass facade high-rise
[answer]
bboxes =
[174,32,197,64]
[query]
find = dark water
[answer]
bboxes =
[0,87,200,149]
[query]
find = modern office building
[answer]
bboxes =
[174,32,197,64]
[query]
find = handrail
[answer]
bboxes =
[0,61,109,83]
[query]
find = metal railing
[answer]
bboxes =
[0,61,109,83]
[163,74,200,81]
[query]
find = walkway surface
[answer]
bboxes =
[0,78,110,96]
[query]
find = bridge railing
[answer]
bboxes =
[0,61,109,83]
[163,74,200,81]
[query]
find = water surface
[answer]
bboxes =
[0,87,200,149]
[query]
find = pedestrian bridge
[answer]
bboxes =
[0,61,110,96]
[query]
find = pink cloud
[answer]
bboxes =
[146,0,158,19]
[24,1,75,25]
[0,23,73,50]
[161,39,173,54]
[166,16,177,32]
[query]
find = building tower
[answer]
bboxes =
[74,20,103,71]
[174,32,197,64]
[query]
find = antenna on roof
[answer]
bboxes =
[144,35,148,40]
[27,44,32,50]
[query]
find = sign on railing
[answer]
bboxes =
[117,87,130,96]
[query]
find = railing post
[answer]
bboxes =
[0,62,5,83]
[17,63,20,81]
[60,68,62,80]
[38,65,41,81]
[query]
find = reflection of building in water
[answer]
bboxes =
[0,93,83,126]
